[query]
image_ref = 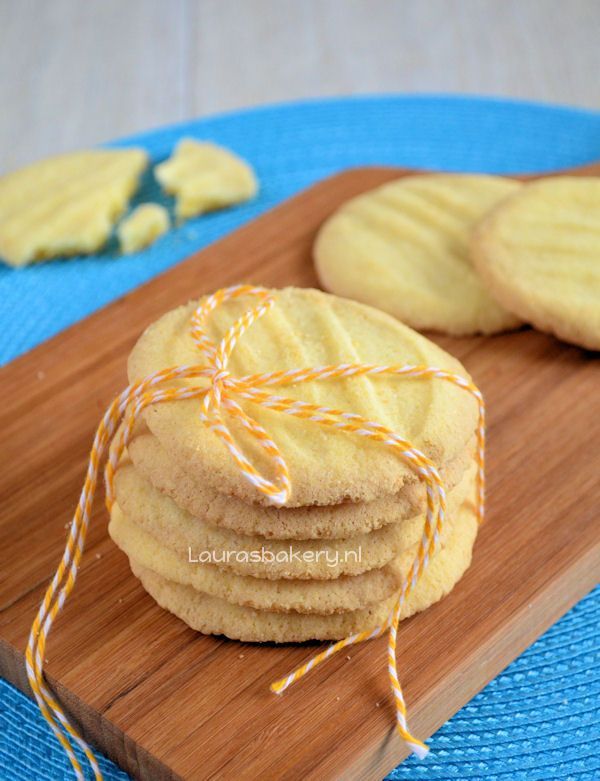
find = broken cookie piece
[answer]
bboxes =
[117,203,170,254]
[154,139,257,221]
[0,148,148,267]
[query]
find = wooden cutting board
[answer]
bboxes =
[1,164,599,781]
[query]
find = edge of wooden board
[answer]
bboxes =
[345,542,600,780]
[2,539,597,781]
[1,162,599,780]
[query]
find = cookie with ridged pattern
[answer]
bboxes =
[472,176,600,350]
[0,148,148,266]
[127,287,479,506]
[314,174,522,335]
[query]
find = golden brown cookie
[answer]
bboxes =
[126,421,475,539]
[113,459,474,580]
[127,287,479,506]
[314,174,522,335]
[129,498,478,642]
[110,504,404,614]
[472,176,600,350]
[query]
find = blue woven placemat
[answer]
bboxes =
[0,95,598,780]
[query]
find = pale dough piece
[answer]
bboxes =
[127,420,475,539]
[117,203,170,254]
[314,174,523,335]
[154,138,257,220]
[113,459,474,580]
[472,176,600,350]
[129,499,478,642]
[127,287,479,506]
[0,148,148,267]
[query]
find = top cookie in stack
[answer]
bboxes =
[109,287,481,642]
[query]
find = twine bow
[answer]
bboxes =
[26,285,485,779]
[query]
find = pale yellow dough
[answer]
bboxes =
[113,458,475,580]
[314,173,522,335]
[129,499,478,642]
[154,138,257,220]
[117,203,169,254]
[127,287,479,507]
[0,148,148,267]
[472,176,600,350]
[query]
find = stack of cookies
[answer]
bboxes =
[109,287,481,642]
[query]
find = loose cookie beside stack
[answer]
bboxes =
[472,176,600,351]
[109,287,481,642]
[314,174,522,336]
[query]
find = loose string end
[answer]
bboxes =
[406,736,429,760]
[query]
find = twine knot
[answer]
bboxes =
[26,284,485,779]
[201,366,232,414]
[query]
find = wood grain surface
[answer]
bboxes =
[1,165,599,781]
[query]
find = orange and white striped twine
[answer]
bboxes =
[26,284,485,779]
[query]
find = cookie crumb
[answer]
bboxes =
[37,370,46,380]
[346,655,351,661]
[95,553,102,560]
[238,653,245,659]
[117,203,169,254]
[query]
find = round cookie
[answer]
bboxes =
[127,421,475,539]
[110,505,403,614]
[127,287,479,506]
[129,499,478,642]
[471,176,600,350]
[114,458,475,580]
[314,174,522,336]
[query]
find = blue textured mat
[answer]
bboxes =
[0,96,598,780]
